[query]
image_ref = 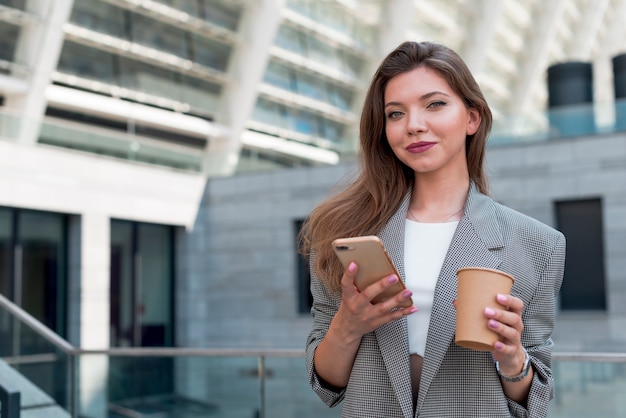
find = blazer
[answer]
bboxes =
[306,183,566,418]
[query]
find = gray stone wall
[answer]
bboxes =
[177,133,626,353]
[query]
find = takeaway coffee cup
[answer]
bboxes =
[455,267,515,351]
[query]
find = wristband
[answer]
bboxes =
[495,347,531,383]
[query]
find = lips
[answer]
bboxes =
[406,141,436,153]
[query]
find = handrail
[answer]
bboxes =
[0,292,74,354]
[552,351,626,362]
[3,291,626,361]
[4,289,626,418]
[0,292,305,358]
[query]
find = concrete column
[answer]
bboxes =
[342,0,413,154]
[3,0,74,143]
[205,0,284,176]
[376,0,414,59]
[78,213,110,418]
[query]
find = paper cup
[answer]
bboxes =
[455,267,515,351]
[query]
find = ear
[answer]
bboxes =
[466,108,481,136]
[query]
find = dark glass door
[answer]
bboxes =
[0,207,67,335]
[109,220,175,402]
[0,207,68,404]
[0,208,12,302]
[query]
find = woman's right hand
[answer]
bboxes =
[313,262,417,388]
[332,261,418,342]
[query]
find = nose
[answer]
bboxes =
[407,109,427,134]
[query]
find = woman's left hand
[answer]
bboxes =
[484,293,527,376]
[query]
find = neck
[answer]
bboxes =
[409,176,470,223]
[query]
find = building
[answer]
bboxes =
[1,0,626,417]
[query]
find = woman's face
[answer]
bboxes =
[384,66,480,179]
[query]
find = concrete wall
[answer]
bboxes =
[177,164,354,349]
[180,133,626,353]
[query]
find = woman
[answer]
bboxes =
[300,41,565,417]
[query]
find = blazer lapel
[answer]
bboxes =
[375,193,414,418]
[416,184,504,413]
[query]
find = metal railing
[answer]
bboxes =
[2,292,626,418]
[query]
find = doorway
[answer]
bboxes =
[0,207,68,336]
[109,220,175,402]
[0,206,68,403]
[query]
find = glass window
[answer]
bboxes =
[18,211,67,335]
[110,221,133,348]
[252,98,288,129]
[0,21,19,64]
[294,219,312,314]
[180,74,221,113]
[69,0,127,39]
[110,220,174,348]
[161,0,200,16]
[130,14,189,59]
[57,41,116,84]
[305,36,340,69]
[556,199,606,310]
[321,119,343,144]
[264,60,294,91]
[0,207,68,407]
[199,0,241,31]
[0,208,12,299]
[342,52,363,79]
[110,220,175,402]
[0,208,68,337]
[275,25,305,55]
[295,72,325,102]
[0,0,27,10]
[316,1,347,34]
[328,84,352,111]
[117,56,178,98]
[289,109,319,136]
[190,33,231,71]
[286,0,311,16]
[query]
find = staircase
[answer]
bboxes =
[0,359,70,417]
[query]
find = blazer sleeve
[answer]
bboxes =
[305,252,346,407]
[508,232,566,418]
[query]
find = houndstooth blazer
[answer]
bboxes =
[306,183,566,418]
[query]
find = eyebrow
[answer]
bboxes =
[384,91,452,108]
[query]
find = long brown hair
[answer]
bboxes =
[299,41,493,290]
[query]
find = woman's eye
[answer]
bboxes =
[387,111,403,119]
[428,101,446,108]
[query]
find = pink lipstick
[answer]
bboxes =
[406,141,436,153]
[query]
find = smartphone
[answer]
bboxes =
[332,235,412,307]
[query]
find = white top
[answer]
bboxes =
[405,219,458,356]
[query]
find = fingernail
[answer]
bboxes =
[402,289,412,298]
[388,275,398,284]
[494,342,504,351]
[484,307,495,316]
[408,307,418,314]
[348,262,356,272]
[496,294,507,303]
[488,319,498,329]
